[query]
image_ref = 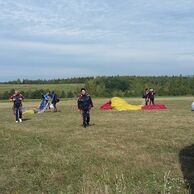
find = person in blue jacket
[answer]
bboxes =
[77,88,93,128]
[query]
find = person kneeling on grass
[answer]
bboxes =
[9,90,24,123]
[77,88,93,128]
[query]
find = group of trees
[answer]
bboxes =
[1,75,194,99]
[1,77,93,84]
[85,75,194,97]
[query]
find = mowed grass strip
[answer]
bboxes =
[0,97,194,193]
[0,83,84,93]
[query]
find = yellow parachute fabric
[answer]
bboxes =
[23,109,35,115]
[111,97,142,111]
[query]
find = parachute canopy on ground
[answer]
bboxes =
[23,98,51,115]
[112,97,142,111]
[142,104,167,110]
[100,97,167,111]
[100,97,141,111]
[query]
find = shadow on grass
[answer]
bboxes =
[179,144,194,194]
[22,118,31,121]
[79,123,96,127]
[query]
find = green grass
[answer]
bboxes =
[0,97,194,193]
[0,83,84,93]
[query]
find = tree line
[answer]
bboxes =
[1,77,93,84]
[85,75,194,97]
[0,75,194,99]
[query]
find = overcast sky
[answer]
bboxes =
[0,0,194,81]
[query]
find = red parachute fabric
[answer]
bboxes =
[142,104,167,110]
[100,101,112,110]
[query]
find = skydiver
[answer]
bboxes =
[77,88,93,128]
[9,90,24,123]
[148,88,156,105]
[142,88,149,105]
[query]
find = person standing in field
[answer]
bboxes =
[77,88,93,128]
[9,90,24,123]
[148,88,156,105]
[142,88,149,105]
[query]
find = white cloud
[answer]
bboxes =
[0,0,194,80]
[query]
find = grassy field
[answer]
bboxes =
[0,83,84,93]
[0,97,194,194]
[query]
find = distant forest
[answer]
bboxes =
[1,77,93,84]
[1,75,194,99]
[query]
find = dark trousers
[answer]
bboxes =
[149,98,155,105]
[53,103,57,111]
[145,98,149,105]
[82,110,90,126]
[15,107,22,121]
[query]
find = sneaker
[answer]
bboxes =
[16,121,19,123]
[19,119,22,123]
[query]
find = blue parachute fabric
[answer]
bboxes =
[39,99,47,110]
[32,99,50,113]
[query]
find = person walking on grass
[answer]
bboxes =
[9,90,24,123]
[77,88,93,128]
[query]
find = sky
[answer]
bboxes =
[0,0,194,81]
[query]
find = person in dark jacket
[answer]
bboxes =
[148,88,156,105]
[9,90,24,123]
[142,88,149,105]
[51,91,59,112]
[77,88,93,128]
[44,91,51,110]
